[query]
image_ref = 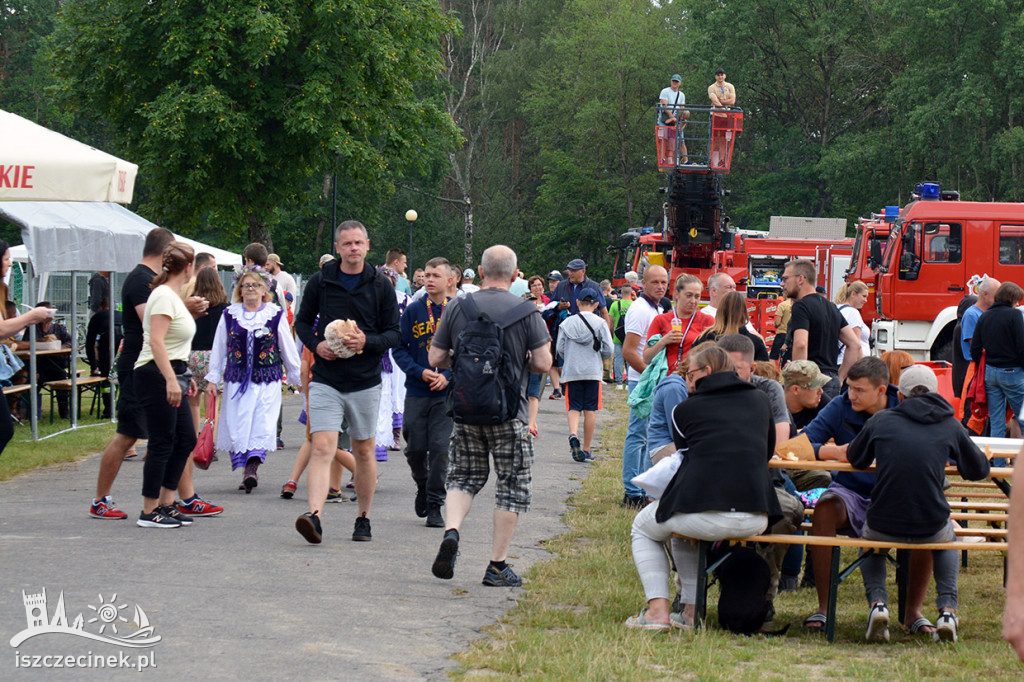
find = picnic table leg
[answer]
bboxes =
[895,548,909,625]
[826,545,840,644]
[695,540,709,629]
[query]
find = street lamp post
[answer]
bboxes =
[405,209,418,264]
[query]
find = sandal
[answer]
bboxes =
[803,612,827,631]
[906,617,936,635]
[624,608,671,631]
[669,612,693,630]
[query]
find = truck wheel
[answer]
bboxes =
[930,338,953,363]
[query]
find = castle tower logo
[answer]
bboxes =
[10,589,161,649]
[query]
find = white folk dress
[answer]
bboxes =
[205,303,301,469]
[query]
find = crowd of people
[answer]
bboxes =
[618,257,1002,644]
[4,222,1016,645]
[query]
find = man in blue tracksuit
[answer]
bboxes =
[392,257,455,528]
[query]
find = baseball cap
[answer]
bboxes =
[463,268,475,280]
[319,254,334,266]
[898,364,938,396]
[566,258,587,270]
[671,74,681,82]
[548,270,563,281]
[815,285,827,295]
[268,253,284,266]
[578,290,599,303]
[782,360,831,390]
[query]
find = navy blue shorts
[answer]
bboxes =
[564,380,601,412]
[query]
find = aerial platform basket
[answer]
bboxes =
[655,105,743,172]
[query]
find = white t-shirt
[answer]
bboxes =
[136,285,196,367]
[838,305,870,363]
[659,87,686,114]
[623,296,662,383]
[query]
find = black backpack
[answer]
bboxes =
[447,294,537,426]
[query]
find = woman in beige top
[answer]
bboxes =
[135,242,199,528]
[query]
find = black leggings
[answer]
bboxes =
[0,402,13,456]
[135,361,196,499]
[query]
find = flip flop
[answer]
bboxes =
[907,617,936,635]
[624,608,671,631]
[803,612,827,631]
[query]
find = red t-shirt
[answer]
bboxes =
[646,311,715,372]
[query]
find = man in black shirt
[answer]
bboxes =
[89,228,216,521]
[782,259,861,399]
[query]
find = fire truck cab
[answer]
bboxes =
[871,183,1024,361]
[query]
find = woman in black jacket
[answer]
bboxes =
[625,345,781,630]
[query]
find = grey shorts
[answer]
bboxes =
[308,382,380,441]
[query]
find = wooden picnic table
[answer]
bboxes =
[768,458,1014,480]
[15,347,72,359]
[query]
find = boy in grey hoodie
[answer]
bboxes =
[555,291,614,462]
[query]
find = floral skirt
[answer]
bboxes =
[188,350,212,392]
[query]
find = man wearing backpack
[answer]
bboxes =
[608,284,635,388]
[428,245,552,586]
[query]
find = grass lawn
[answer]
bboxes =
[0,399,116,481]
[452,393,1022,680]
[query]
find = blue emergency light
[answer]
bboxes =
[915,182,941,200]
[884,206,899,222]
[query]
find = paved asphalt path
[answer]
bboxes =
[1,388,617,680]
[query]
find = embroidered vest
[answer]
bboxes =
[223,308,285,386]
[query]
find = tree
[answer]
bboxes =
[520,0,678,270]
[46,0,461,248]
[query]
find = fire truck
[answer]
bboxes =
[865,182,1024,361]
[609,104,853,342]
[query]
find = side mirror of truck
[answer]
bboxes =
[869,240,883,269]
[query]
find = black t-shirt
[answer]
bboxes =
[191,302,227,352]
[790,393,831,433]
[117,263,157,372]
[787,294,847,374]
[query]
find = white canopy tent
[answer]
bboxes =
[0,201,242,439]
[0,110,138,204]
[2,202,242,303]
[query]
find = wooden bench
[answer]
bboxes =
[678,533,1007,643]
[2,384,31,396]
[41,376,108,422]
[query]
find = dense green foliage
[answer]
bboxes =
[4,0,1024,278]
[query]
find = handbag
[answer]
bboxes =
[192,392,217,470]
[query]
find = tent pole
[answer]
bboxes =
[27,260,37,441]
[70,272,78,428]
[109,274,116,423]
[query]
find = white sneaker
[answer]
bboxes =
[865,603,890,642]
[935,610,958,643]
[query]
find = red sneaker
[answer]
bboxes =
[176,496,224,517]
[89,499,128,520]
[281,480,297,499]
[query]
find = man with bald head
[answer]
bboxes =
[428,244,552,586]
[961,276,999,365]
[620,265,671,508]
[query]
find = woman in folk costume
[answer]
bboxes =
[205,265,301,492]
[374,265,409,462]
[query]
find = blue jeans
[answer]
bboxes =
[613,343,625,383]
[985,364,1024,466]
[622,380,652,498]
